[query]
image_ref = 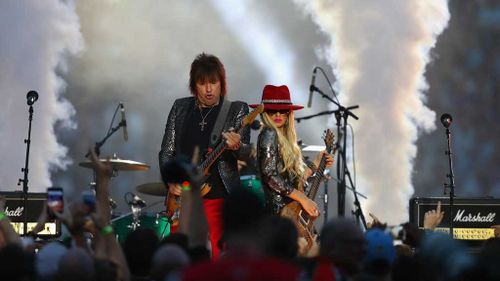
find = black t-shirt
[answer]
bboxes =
[180,102,227,199]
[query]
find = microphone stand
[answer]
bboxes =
[296,84,365,226]
[84,103,126,219]
[337,139,367,229]
[296,110,339,123]
[85,119,126,158]
[18,103,36,235]
[443,126,455,238]
[323,170,330,223]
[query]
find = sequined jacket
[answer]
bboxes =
[257,127,299,214]
[158,96,251,193]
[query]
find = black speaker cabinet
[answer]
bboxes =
[1,191,61,237]
[410,197,500,247]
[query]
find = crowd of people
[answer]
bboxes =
[1,53,499,280]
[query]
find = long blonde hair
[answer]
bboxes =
[261,111,306,181]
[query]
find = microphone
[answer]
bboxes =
[26,90,39,105]
[297,139,305,148]
[109,198,117,209]
[307,68,317,108]
[440,113,453,128]
[130,193,146,207]
[120,102,128,141]
[250,120,262,130]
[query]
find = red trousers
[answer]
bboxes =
[203,198,224,260]
[169,198,224,260]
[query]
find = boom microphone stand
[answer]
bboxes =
[336,136,367,229]
[308,85,360,214]
[85,103,127,158]
[84,103,128,217]
[297,66,365,227]
[18,90,39,235]
[441,113,455,238]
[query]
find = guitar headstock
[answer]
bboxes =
[242,104,264,127]
[323,129,336,154]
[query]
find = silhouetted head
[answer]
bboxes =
[123,228,159,277]
[320,218,366,276]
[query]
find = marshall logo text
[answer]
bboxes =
[454,209,496,223]
[5,206,24,217]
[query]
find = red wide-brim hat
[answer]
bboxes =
[249,85,304,111]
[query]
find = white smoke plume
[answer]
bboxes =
[0,1,83,191]
[210,0,297,90]
[295,0,450,224]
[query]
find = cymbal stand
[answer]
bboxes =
[129,205,142,230]
[124,192,147,230]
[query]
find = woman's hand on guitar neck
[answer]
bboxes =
[313,150,334,169]
[168,183,182,196]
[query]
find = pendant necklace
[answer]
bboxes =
[199,105,216,131]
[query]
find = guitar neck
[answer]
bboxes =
[199,123,244,174]
[307,147,334,200]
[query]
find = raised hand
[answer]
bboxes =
[367,213,387,230]
[88,147,112,178]
[424,201,444,230]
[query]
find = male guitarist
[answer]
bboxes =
[159,53,251,259]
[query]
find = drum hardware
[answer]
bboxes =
[124,192,147,231]
[128,205,142,231]
[79,157,150,172]
[239,175,265,204]
[111,199,171,242]
[301,145,326,152]
[155,211,170,238]
[80,153,150,218]
[135,182,173,228]
[109,198,117,209]
[136,182,168,197]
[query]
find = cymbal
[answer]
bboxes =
[301,145,326,152]
[79,158,150,171]
[136,182,167,196]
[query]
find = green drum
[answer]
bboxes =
[112,213,170,243]
[240,175,265,204]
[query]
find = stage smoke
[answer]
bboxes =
[295,0,450,224]
[0,0,83,191]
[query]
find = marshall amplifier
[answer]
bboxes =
[410,197,499,247]
[1,191,61,237]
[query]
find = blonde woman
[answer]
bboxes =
[250,85,333,217]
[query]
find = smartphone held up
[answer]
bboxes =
[46,187,64,219]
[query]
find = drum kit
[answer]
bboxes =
[78,154,267,242]
[78,155,170,242]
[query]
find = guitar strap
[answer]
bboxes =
[210,97,232,147]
